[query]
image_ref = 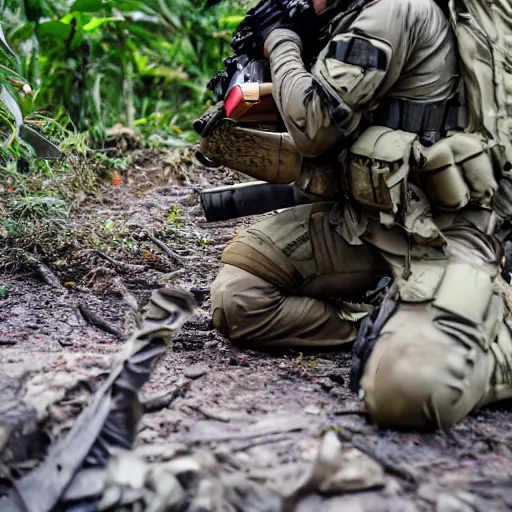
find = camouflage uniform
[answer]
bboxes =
[210,0,512,428]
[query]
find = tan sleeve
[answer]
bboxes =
[266,29,346,158]
[266,0,449,158]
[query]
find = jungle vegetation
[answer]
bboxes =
[0,0,247,237]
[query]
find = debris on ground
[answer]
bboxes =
[1,148,512,510]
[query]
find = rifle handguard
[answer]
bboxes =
[198,119,302,184]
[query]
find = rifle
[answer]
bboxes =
[195,0,343,222]
[194,0,336,138]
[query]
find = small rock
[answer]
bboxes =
[304,404,321,415]
[319,377,334,391]
[184,364,209,379]
[329,388,345,398]
[138,428,159,443]
[436,494,474,512]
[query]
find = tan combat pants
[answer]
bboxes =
[211,203,512,428]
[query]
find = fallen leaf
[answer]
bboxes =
[112,175,123,186]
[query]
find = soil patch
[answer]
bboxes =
[1,150,512,510]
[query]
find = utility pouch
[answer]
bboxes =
[417,132,497,210]
[349,126,419,213]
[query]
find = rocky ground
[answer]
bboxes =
[1,148,512,511]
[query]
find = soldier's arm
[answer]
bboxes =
[266,0,413,158]
[266,30,343,158]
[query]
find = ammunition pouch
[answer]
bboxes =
[348,126,419,215]
[349,127,498,223]
[418,132,497,211]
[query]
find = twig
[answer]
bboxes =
[141,380,191,412]
[0,338,17,345]
[112,277,139,312]
[36,263,66,291]
[144,230,184,267]
[337,430,418,486]
[231,434,294,452]
[332,409,370,418]
[78,304,122,337]
[187,404,230,423]
[95,251,146,273]
[130,269,186,288]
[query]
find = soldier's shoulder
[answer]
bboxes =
[365,0,441,16]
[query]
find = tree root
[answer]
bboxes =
[144,230,184,267]
[141,380,191,412]
[337,430,418,487]
[36,263,66,291]
[95,251,146,273]
[78,304,122,337]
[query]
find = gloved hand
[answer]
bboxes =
[231,0,315,58]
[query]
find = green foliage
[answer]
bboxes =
[3,0,249,140]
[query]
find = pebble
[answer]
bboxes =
[319,377,335,391]
[304,404,321,415]
[329,388,345,398]
[184,364,209,379]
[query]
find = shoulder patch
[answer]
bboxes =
[327,36,388,71]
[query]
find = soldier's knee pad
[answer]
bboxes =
[361,307,473,429]
[210,264,280,342]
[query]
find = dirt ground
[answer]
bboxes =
[1,149,512,511]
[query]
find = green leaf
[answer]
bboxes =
[0,24,18,59]
[1,85,23,132]
[9,22,35,42]
[70,0,105,12]
[0,285,9,299]
[219,15,244,29]
[20,125,62,160]
[116,0,156,14]
[37,20,73,40]
[104,219,115,232]
[83,16,124,32]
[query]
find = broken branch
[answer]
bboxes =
[78,304,122,337]
[141,380,191,413]
[36,263,66,291]
[95,251,146,273]
[144,230,184,267]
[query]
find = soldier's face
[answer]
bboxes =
[312,0,329,14]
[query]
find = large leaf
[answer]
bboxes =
[9,21,36,43]
[83,16,124,32]
[20,124,62,160]
[1,85,23,132]
[37,20,74,40]
[70,0,105,12]
[0,24,19,59]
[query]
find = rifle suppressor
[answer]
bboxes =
[200,181,312,222]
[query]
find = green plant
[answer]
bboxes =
[4,0,250,140]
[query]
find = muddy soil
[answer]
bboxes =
[1,151,512,511]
